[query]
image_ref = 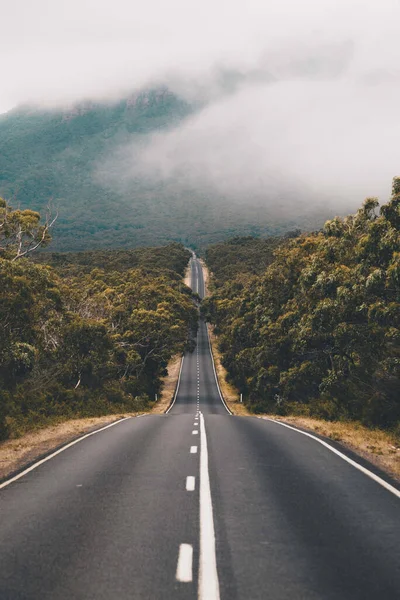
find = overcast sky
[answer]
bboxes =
[2,0,400,208]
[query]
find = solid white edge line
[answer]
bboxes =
[199,412,220,600]
[0,416,135,490]
[167,257,232,417]
[186,476,196,491]
[196,259,231,416]
[259,417,400,499]
[167,254,198,416]
[205,323,232,415]
[176,543,193,582]
[165,355,185,414]
[195,261,199,294]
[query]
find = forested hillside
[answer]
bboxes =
[205,233,299,285]
[0,198,196,439]
[0,88,325,251]
[203,178,400,434]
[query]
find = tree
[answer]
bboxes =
[205,178,400,428]
[0,197,57,261]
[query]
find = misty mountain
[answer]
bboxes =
[0,87,327,251]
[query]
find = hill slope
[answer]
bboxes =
[0,89,326,251]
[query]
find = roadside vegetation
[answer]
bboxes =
[203,178,400,442]
[0,197,197,440]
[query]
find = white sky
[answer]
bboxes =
[2,0,399,112]
[2,0,400,208]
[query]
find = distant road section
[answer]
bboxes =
[0,256,399,599]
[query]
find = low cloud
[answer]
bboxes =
[3,0,400,215]
[115,47,400,214]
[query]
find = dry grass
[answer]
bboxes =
[201,260,250,416]
[184,262,191,288]
[199,258,209,295]
[0,412,144,481]
[207,324,251,417]
[260,415,400,482]
[150,354,183,414]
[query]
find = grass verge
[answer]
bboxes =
[207,325,251,416]
[199,258,209,294]
[260,415,400,482]
[184,261,191,287]
[202,259,250,416]
[150,354,182,414]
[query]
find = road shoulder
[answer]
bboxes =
[201,260,250,417]
[260,414,400,482]
[150,354,182,414]
[0,413,144,482]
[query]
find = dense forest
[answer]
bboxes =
[0,88,327,252]
[0,198,197,440]
[203,178,400,434]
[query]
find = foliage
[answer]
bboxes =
[33,242,191,276]
[0,196,56,260]
[203,179,400,430]
[205,235,291,285]
[0,215,196,439]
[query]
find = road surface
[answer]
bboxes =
[0,255,399,599]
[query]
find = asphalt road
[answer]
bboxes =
[0,256,399,599]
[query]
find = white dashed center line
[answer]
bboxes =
[186,476,196,491]
[176,544,193,582]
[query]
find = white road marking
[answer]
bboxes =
[199,412,220,600]
[260,417,400,499]
[193,423,198,427]
[0,417,134,490]
[186,476,196,491]
[192,430,198,435]
[165,356,185,414]
[202,324,231,415]
[190,446,198,454]
[176,544,193,582]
